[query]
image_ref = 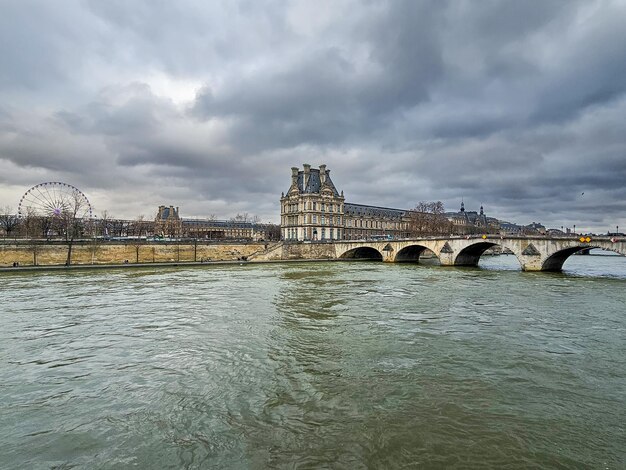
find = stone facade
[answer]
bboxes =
[250,236,626,272]
[156,205,183,236]
[280,164,345,241]
[343,203,411,240]
[0,241,265,267]
[280,164,418,241]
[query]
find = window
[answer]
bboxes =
[313,215,317,223]
[313,202,317,210]
[321,228,326,240]
[321,215,325,225]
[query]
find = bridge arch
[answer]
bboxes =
[453,241,500,267]
[339,246,383,261]
[542,245,624,271]
[395,244,439,263]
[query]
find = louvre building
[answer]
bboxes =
[280,164,412,241]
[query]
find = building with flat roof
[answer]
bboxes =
[156,205,275,241]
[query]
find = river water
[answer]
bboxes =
[1,254,624,469]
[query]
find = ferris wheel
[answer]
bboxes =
[18,182,93,220]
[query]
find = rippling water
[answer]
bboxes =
[1,254,625,469]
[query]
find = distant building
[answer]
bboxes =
[499,221,523,235]
[445,202,499,234]
[546,228,566,236]
[343,203,411,240]
[156,205,182,236]
[155,205,275,241]
[525,222,547,235]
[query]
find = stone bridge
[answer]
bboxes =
[335,235,625,271]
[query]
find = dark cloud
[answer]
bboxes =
[0,0,625,232]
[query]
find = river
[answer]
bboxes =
[1,253,624,469]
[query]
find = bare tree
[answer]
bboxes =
[0,206,19,238]
[97,210,112,238]
[129,215,154,262]
[408,201,452,236]
[230,213,263,226]
[19,206,37,239]
[109,219,127,237]
[265,223,281,241]
[163,218,180,238]
[231,213,245,223]
[58,191,89,266]
[40,216,54,239]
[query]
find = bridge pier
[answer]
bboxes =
[517,255,544,271]
[438,252,456,267]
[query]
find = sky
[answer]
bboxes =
[0,0,625,232]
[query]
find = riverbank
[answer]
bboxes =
[0,257,347,274]
[0,240,268,267]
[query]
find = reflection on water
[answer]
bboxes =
[0,256,625,469]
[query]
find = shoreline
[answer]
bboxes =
[0,257,350,273]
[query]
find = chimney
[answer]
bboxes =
[303,163,311,189]
[291,166,299,186]
[319,164,327,184]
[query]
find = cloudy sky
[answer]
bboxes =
[1,0,625,232]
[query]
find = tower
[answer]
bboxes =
[280,164,345,241]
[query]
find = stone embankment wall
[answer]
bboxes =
[249,242,335,261]
[0,241,266,267]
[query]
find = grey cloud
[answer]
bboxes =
[0,0,625,230]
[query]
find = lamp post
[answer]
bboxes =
[573,224,576,235]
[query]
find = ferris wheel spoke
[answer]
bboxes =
[19,182,93,222]
[35,185,56,209]
[27,190,56,214]
[49,185,65,212]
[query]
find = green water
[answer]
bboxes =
[1,255,625,469]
